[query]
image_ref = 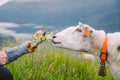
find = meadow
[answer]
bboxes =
[1,42,114,80]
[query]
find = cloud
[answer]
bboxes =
[0,22,32,41]
[0,0,12,6]
[34,25,43,29]
[0,28,32,40]
[0,22,19,28]
[0,22,58,41]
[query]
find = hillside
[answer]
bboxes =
[6,44,114,80]
[0,0,119,27]
[0,33,16,45]
[86,11,120,32]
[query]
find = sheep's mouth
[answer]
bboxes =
[52,40,61,44]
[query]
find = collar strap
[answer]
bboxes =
[101,35,108,62]
[99,34,108,77]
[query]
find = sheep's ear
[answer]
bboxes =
[83,27,90,37]
[79,23,84,28]
[78,23,92,37]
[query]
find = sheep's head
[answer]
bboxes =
[52,23,95,52]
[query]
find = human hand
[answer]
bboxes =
[0,49,7,65]
[25,41,36,53]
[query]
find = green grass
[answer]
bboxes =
[3,43,114,80]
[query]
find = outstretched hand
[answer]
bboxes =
[25,41,37,53]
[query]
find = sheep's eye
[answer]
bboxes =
[76,28,82,32]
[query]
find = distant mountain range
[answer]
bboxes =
[86,11,120,32]
[0,0,119,35]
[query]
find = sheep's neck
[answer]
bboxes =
[89,30,106,56]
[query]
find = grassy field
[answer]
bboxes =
[1,43,114,80]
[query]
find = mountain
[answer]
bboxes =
[0,0,119,36]
[86,11,120,32]
[0,0,119,26]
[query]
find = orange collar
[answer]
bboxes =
[99,34,108,77]
[101,34,108,62]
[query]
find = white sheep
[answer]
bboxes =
[52,22,120,80]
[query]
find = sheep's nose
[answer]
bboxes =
[53,36,56,38]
